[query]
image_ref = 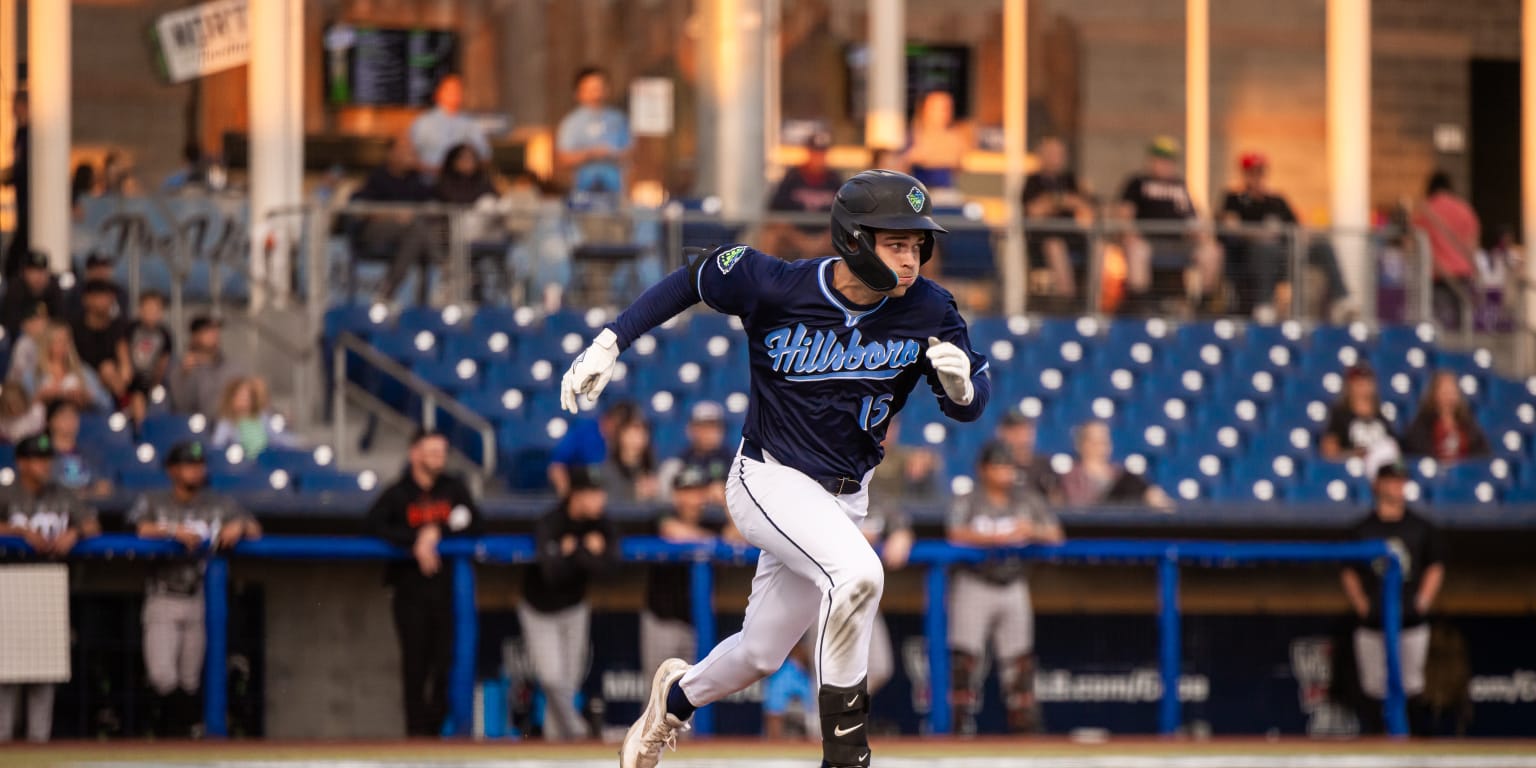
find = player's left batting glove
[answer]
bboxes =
[560,329,620,414]
[926,336,975,406]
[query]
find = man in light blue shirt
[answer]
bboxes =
[556,67,631,196]
[410,74,490,175]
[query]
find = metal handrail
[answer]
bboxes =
[331,331,497,477]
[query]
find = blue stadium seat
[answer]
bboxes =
[297,470,371,494]
[324,303,391,341]
[372,328,442,366]
[142,414,208,452]
[117,466,170,492]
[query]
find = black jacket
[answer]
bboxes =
[366,470,483,588]
[522,504,620,613]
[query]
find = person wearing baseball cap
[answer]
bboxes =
[1219,151,1351,320]
[657,401,733,505]
[945,440,1064,734]
[0,432,100,743]
[1341,459,1445,734]
[1321,363,1402,463]
[765,129,846,260]
[640,458,743,699]
[169,314,244,418]
[129,439,259,737]
[994,406,1057,499]
[1116,135,1224,314]
[522,463,619,740]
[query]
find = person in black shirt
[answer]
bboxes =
[521,465,619,740]
[62,253,128,322]
[367,429,483,737]
[1116,136,1223,313]
[1340,461,1445,734]
[1219,152,1349,318]
[70,280,131,402]
[347,138,437,304]
[1321,364,1401,464]
[0,250,62,340]
[763,132,845,260]
[1021,138,1093,299]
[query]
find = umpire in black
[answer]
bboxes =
[367,429,482,737]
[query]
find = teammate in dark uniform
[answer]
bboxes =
[562,170,989,768]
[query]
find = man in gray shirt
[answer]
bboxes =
[946,441,1063,735]
[168,316,243,417]
[129,440,260,737]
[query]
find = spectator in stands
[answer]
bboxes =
[995,407,1058,500]
[522,465,619,740]
[549,399,639,495]
[5,302,50,383]
[1340,461,1445,735]
[211,377,295,459]
[856,498,913,698]
[1219,152,1350,321]
[101,150,138,196]
[640,460,742,698]
[0,433,99,744]
[762,637,819,740]
[0,250,62,339]
[1022,137,1093,300]
[24,321,111,412]
[1414,172,1480,330]
[1117,136,1223,314]
[64,253,128,321]
[947,441,1063,734]
[410,74,490,177]
[1321,364,1401,464]
[348,138,437,305]
[130,440,261,738]
[902,90,972,194]
[433,143,498,206]
[867,416,942,502]
[44,400,111,498]
[1401,370,1491,462]
[2,90,28,278]
[367,429,482,738]
[556,67,632,197]
[763,131,844,260]
[168,316,243,418]
[0,379,44,444]
[69,280,131,401]
[1060,421,1172,508]
[160,142,210,193]
[125,291,173,393]
[656,401,733,505]
[603,413,659,503]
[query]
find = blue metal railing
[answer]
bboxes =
[0,534,1406,738]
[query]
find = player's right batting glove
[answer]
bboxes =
[560,329,621,414]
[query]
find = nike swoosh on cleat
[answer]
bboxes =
[845,695,859,707]
[858,753,869,762]
[833,723,864,737]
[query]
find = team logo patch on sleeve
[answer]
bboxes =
[717,245,748,274]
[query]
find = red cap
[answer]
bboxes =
[1240,152,1268,172]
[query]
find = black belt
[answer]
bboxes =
[739,438,863,496]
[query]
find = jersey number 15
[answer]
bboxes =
[858,394,894,432]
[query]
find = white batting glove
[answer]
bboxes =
[926,336,974,406]
[560,329,620,414]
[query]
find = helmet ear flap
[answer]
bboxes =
[919,232,936,264]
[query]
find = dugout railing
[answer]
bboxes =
[0,534,1409,738]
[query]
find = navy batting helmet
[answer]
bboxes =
[829,170,947,292]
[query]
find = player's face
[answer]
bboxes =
[672,486,709,520]
[872,230,924,296]
[980,461,1017,491]
[18,456,51,488]
[170,461,207,489]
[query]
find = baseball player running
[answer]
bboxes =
[561,170,990,768]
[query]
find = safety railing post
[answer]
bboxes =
[925,561,951,734]
[203,554,230,738]
[449,554,478,737]
[1157,550,1181,736]
[333,342,348,467]
[1289,225,1308,319]
[689,557,716,736]
[1381,553,1409,737]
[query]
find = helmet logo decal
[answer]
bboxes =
[716,245,748,275]
[906,186,925,213]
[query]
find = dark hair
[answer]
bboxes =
[45,398,79,425]
[411,428,447,446]
[608,415,656,476]
[1426,171,1454,197]
[70,163,96,206]
[1417,370,1476,428]
[182,142,203,166]
[440,144,483,179]
[573,66,607,91]
[82,279,118,296]
[139,289,166,305]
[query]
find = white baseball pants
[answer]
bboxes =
[678,446,883,706]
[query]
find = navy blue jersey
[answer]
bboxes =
[606,246,989,482]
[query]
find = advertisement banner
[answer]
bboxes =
[153,0,250,83]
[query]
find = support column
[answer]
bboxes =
[704,0,767,220]
[0,0,16,236]
[1523,0,1536,368]
[1327,0,1372,316]
[1002,0,1028,316]
[248,0,304,308]
[866,0,905,150]
[27,0,69,271]
[1185,0,1209,212]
